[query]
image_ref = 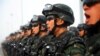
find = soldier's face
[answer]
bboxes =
[79,30,85,37]
[83,3,100,26]
[16,33,21,39]
[31,24,40,35]
[24,30,31,37]
[20,31,24,37]
[46,16,55,32]
[11,36,16,40]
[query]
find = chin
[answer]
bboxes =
[49,30,52,32]
[87,23,95,27]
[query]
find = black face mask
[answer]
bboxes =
[83,1,100,7]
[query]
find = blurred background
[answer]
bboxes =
[0,0,84,56]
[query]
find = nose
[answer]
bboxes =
[83,5,90,11]
[46,20,49,25]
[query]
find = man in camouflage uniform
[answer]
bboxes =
[29,15,53,56]
[77,23,88,41]
[2,33,15,56]
[82,0,100,56]
[2,31,23,56]
[69,26,79,37]
[18,24,32,56]
[42,3,86,56]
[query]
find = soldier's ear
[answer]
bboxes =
[56,18,64,25]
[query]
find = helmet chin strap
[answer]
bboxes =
[48,19,56,35]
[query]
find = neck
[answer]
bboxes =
[87,21,100,37]
[39,31,47,38]
[54,27,67,38]
[31,33,34,36]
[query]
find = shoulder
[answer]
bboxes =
[87,33,100,46]
[64,37,86,56]
[69,36,85,46]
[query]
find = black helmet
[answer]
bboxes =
[69,27,79,36]
[30,15,40,27]
[30,15,40,23]
[83,0,100,3]
[20,24,31,30]
[42,3,74,25]
[83,0,100,7]
[77,23,88,31]
[9,33,15,36]
[38,15,46,24]
[69,27,79,32]
[20,25,25,30]
[30,15,46,26]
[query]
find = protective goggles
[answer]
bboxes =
[43,4,70,16]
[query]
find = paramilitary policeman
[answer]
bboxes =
[77,23,88,39]
[2,32,21,56]
[42,3,86,56]
[33,15,54,56]
[82,0,100,56]
[17,24,32,56]
[29,15,53,56]
[2,33,15,56]
[26,15,44,56]
[69,26,79,37]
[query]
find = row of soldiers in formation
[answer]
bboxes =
[2,0,100,56]
[2,14,86,56]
